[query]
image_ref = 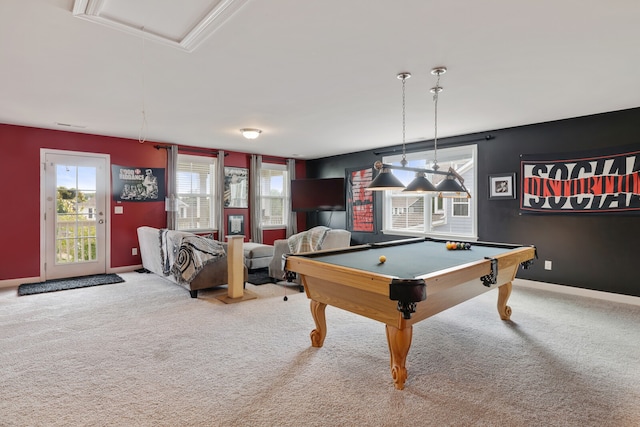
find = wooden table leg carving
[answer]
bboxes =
[309,300,327,347]
[497,281,513,320]
[385,323,412,390]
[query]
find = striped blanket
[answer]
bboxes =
[287,226,331,253]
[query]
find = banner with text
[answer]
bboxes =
[520,146,640,214]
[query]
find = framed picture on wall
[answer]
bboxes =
[112,165,166,202]
[228,214,245,235]
[224,167,248,208]
[345,166,376,232]
[489,173,516,200]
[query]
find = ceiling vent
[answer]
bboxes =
[72,0,250,52]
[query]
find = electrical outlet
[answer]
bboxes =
[544,260,552,270]
[132,247,138,256]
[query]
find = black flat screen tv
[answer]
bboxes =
[291,178,346,212]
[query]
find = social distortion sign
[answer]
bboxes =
[520,147,640,213]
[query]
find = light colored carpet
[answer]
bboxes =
[1,272,639,426]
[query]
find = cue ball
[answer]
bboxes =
[379,255,386,263]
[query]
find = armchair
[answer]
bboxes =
[268,228,351,288]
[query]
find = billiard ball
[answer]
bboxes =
[379,255,387,263]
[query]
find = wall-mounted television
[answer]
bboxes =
[291,178,346,212]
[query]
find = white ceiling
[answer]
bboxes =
[1,0,639,160]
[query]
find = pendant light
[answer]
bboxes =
[430,67,467,197]
[367,73,413,191]
[402,71,437,193]
[367,67,469,198]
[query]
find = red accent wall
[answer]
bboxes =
[262,229,283,246]
[0,124,303,281]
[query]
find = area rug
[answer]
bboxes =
[247,268,274,285]
[17,273,125,296]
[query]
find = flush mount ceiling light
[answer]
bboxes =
[367,67,470,198]
[240,128,262,139]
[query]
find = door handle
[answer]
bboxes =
[99,219,105,224]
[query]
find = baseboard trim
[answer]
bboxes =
[0,265,143,290]
[0,276,40,289]
[513,279,640,307]
[108,265,143,274]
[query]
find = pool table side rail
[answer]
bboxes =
[368,236,532,251]
[286,254,395,296]
[409,246,536,324]
[415,246,536,287]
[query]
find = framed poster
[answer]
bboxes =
[346,166,376,232]
[228,214,245,235]
[224,167,248,208]
[489,173,516,200]
[112,165,166,202]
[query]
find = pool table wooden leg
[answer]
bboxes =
[497,281,513,320]
[385,324,412,390]
[309,300,327,347]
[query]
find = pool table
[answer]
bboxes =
[284,237,536,390]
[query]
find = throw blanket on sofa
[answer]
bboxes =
[288,226,331,253]
[159,229,173,276]
[170,235,226,285]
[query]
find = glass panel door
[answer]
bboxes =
[44,151,107,280]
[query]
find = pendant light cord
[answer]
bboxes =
[397,72,411,167]
[432,71,442,170]
[138,25,148,144]
[401,74,407,166]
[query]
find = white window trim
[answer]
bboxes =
[176,153,217,233]
[260,163,289,230]
[380,144,478,240]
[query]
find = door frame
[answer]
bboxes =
[39,148,112,281]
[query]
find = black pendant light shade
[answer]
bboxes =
[436,174,467,196]
[367,167,406,191]
[403,172,437,192]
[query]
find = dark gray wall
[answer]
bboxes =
[305,107,640,297]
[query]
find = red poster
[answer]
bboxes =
[347,167,375,232]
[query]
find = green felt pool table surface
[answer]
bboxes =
[298,238,520,279]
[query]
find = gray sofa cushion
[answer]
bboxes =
[244,242,274,259]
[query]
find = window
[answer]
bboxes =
[452,197,470,217]
[260,163,289,228]
[176,154,216,231]
[382,145,477,239]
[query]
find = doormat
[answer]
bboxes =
[247,268,274,285]
[18,274,125,296]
